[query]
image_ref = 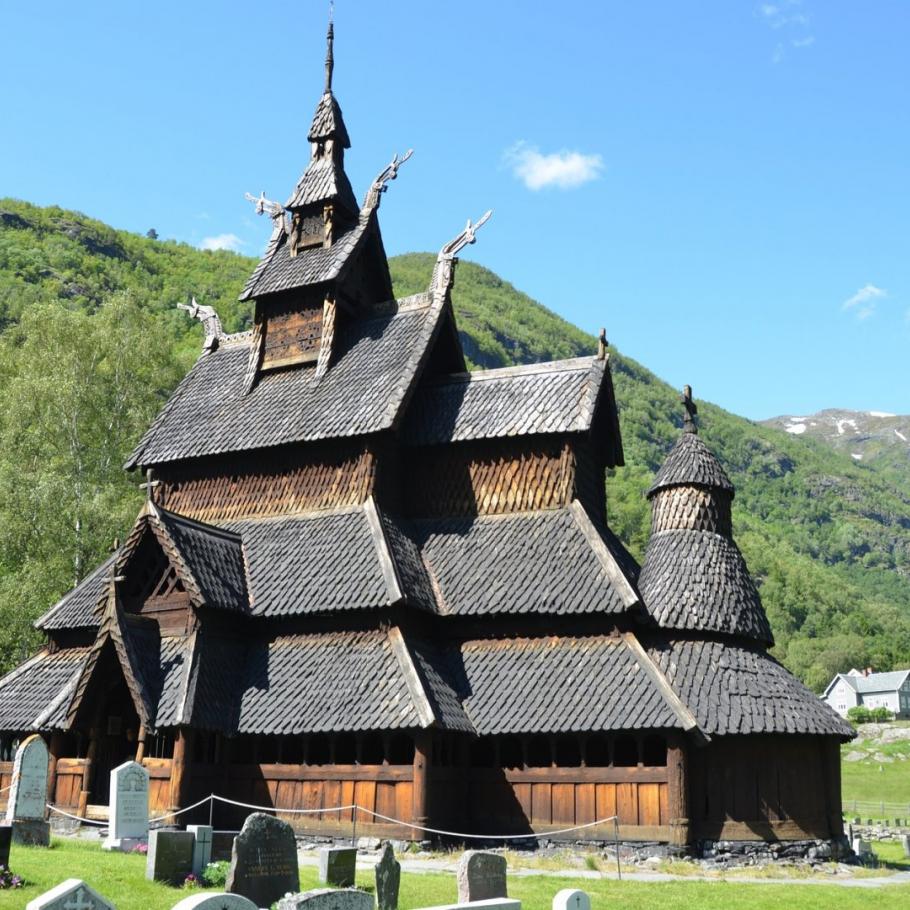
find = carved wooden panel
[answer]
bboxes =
[261,301,323,369]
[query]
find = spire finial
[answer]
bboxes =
[597,328,608,360]
[681,384,698,434]
[325,4,335,93]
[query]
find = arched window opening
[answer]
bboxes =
[613,735,639,767]
[642,735,667,767]
[554,735,582,767]
[526,735,551,768]
[586,734,610,767]
[499,735,524,769]
[360,733,384,765]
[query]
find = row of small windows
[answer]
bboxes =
[470,734,667,769]
[199,732,416,767]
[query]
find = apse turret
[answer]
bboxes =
[638,386,773,645]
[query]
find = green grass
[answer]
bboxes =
[3,839,910,910]
[841,724,910,815]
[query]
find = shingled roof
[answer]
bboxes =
[127,294,447,468]
[392,502,640,617]
[285,154,357,212]
[0,648,89,732]
[638,529,773,645]
[307,91,350,147]
[447,636,691,735]
[35,553,114,631]
[401,358,608,446]
[647,432,734,498]
[648,638,854,738]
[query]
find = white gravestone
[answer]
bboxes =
[25,877,115,910]
[102,760,149,852]
[6,734,48,821]
[553,891,591,910]
[187,823,213,875]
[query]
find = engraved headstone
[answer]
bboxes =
[318,846,357,887]
[0,825,10,868]
[456,851,508,903]
[187,823,214,875]
[901,833,910,858]
[278,888,375,910]
[146,829,195,883]
[226,812,300,908]
[6,735,50,846]
[170,893,258,910]
[103,760,149,852]
[375,841,400,910]
[25,877,115,910]
[552,890,591,910]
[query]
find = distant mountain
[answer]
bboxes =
[763,410,910,476]
[1,200,910,692]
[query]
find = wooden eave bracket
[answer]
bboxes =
[621,631,709,744]
[388,627,436,729]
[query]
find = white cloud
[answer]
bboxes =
[757,0,813,61]
[792,35,815,48]
[504,142,604,191]
[842,284,887,320]
[200,233,243,252]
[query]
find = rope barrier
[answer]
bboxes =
[46,804,108,826]
[211,795,356,817]
[149,794,218,824]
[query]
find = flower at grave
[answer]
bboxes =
[183,872,200,889]
[0,865,24,889]
[131,842,149,854]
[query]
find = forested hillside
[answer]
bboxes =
[2,199,909,689]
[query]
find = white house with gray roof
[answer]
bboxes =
[823,668,910,718]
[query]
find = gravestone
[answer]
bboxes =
[375,841,400,910]
[103,760,149,852]
[25,878,114,910]
[852,837,871,857]
[318,846,357,887]
[278,888,375,910]
[170,894,257,910]
[226,812,300,908]
[187,823,213,875]
[456,851,508,903]
[0,824,10,868]
[146,829,195,884]
[901,833,910,858]
[552,890,591,910]
[6,735,50,847]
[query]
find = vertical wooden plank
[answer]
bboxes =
[551,783,575,825]
[514,782,533,824]
[638,783,660,826]
[354,780,377,827]
[595,783,616,823]
[658,782,669,826]
[531,783,552,826]
[322,780,341,823]
[376,782,397,819]
[576,783,596,826]
[616,783,638,825]
[396,781,413,827]
[339,780,356,823]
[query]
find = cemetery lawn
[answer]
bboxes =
[5,839,910,910]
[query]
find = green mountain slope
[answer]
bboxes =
[2,200,909,689]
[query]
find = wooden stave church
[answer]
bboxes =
[0,25,853,847]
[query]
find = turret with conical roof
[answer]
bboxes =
[638,386,773,645]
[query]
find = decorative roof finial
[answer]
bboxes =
[325,5,335,94]
[597,328,608,360]
[177,297,225,353]
[681,384,698,434]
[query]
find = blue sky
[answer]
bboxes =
[2,0,907,420]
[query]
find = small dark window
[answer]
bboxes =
[307,734,330,765]
[613,735,639,767]
[148,731,175,760]
[386,734,414,765]
[334,733,356,764]
[258,736,279,764]
[554,735,582,767]
[360,733,384,765]
[499,735,524,769]
[281,736,304,765]
[526,735,552,768]
[642,735,667,767]
[470,736,496,767]
[586,734,610,767]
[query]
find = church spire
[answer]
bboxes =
[325,18,334,94]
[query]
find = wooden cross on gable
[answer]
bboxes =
[681,384,698,434]
[140,468,160,505]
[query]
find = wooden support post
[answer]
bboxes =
[822,738,844,838]
[169,727,194,820]
[412,732,431,836]
[78,727,99,818]
[667,735,690,848]
[134,724,147,764]
[47,733,64,805]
